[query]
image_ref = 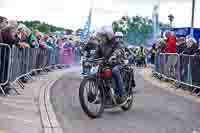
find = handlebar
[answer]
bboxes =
[87,57,105,63]
[84,57,106,66]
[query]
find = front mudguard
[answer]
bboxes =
[122,65,136,88]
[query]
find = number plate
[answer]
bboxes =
[90,50,96,54]
[90,66,99,74]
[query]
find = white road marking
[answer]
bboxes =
[6,95,33,99]
[0,98,34,104]
[1,102,37,111]
[0,114,35,124]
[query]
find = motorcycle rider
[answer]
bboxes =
[94,30,128,104]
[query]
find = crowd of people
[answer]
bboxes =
[0,16,80,50]
[0,16,82,86]
[137,31,200,67]
[149,31,200,85]
[118,31,200,69]
[153,31,200,56]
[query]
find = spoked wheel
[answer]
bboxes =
[79,77,105,118]
[121,93,134,111]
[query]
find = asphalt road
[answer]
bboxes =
[50,68,200,133]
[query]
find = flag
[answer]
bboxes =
[80,8,92,43]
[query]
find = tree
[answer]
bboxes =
[36,23,49,33]
[18,20,72,34]
[112,15,171,45]
[160,23,171,29]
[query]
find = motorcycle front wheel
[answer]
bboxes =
[79,77,105,119]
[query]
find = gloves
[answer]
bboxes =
[17,42,31,48]
[124,60,129,64]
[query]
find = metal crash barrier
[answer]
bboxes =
[153,53,200,96]
[0,43,81,95]
[0,44,11,95]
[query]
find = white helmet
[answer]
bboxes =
[115,32,123,37]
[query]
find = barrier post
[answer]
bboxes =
[0,44,19,95]
[175,54,181,88]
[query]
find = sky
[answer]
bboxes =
[0,0,200,30]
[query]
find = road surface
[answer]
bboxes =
[50,68,200,133]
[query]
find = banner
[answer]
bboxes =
[80,8,92,43]
[161,27,200,42]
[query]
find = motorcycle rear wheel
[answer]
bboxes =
[79,77,105,119]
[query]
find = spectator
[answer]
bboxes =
[17,24,37,48]
[136,46,146,67]
[0,16,8,30]
[0,26,29,85]
[150,43,157,64]
[165,31,176,53]
[63,38,71,48]
[183,36,198,55]
[35,31,48,48]
[8,20,18,28]
[46,36,56,49]
[183,36,200,86]
[35,31,43,41]
[56,38,64,48]
[0,16,8,44]
[43,35,53,49]
[1,26,20,46]
[176,37,186,54]
[164,32,177,77]
[156,38,166,53]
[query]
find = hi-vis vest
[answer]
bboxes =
[137,48,145,57]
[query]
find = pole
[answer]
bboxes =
[170,21,172,28]
[154,0,160,40]
[190,0,195,36]
[191,0,195,28]
[152,4,159,40]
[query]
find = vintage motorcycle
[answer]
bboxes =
[79,58,136,118]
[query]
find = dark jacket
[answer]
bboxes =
[108,47,127,65]
[183,44,198,55]
[94,42,114,59]
[176,43,186,54]
[194,49,200,55]
[94,41,127,65]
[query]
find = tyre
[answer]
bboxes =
[79,77,105,118]
[121,93,133,111]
